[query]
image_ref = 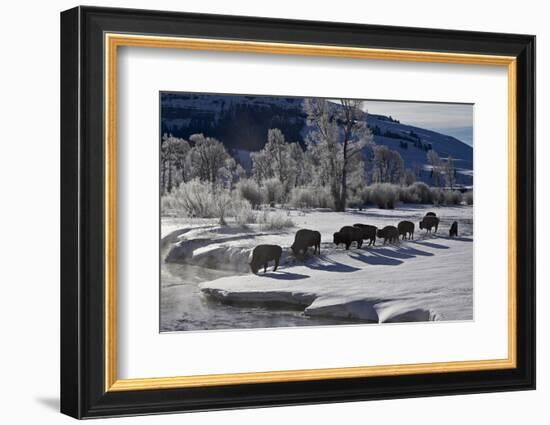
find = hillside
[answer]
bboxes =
[161,93,473,186]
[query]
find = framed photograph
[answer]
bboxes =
[60,6,535,419]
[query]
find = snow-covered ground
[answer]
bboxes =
[161,205,473,331]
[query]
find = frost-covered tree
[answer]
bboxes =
[265,128,296,191]
[173,138,190,184]
[263,177,284,206]
[161,134,190,194]
[427,150,443,187]
[443,156,456,189]
[265,129,287,181]
[370,145,405,184]
[401,168,417,186]
[303,98,372,211]
[160,134,175,194]
[188,133,230,185]
[250,128,303,202]
[287,142,306,187]
[333,99,373,210]
[218,156,246,189]
[251,149,272,183]
[303,98,342,205]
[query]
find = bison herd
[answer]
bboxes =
[249,212,460,273]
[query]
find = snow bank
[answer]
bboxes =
[201,286,316,307]
[166,238,253,273]
[164,205,473,326]
[304,297,437,323]
[198,235,473,324]
[305,297,379,322]
[164,225,297,273]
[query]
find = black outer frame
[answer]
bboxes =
[60,6,535,419]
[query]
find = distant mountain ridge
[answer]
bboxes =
[161,93,473,187]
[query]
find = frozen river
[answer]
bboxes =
[161,261,360,331]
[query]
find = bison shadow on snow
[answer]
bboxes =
[304,255,361,273]
[368,246,415,260]
[257,271,310,280]
[411,240,450,250]
[349,242,434,265]
[436,235,473,243]
[397,245,434,257]
[349,251,403,266]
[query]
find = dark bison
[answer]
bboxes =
[425,212,437,217]
[449,221,458,237]
[291,229,321,256]
[376,225,399,244]
[249,245,282,274]
[419,215,440,233]
[353,224,377,246]
[397,220,415,240]
[333,226,363,250]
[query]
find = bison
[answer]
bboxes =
[333,226,363,250]
[376,225,399,244]
[419,215,440,234]
[249,244,282,274]
[397,220,415,240]
[449,221,458,237]
[353,224,377,246]
[425,212,437,217]
[291,229,321,256]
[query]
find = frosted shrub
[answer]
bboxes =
[429,188,462,206]
[263,178,284,206]
[347,185,371,209]
[443,190,463,205]
[464,190,474,205]
[369,183,400,209]
[429,188,445,206]
[160,193,177,214]
[398,185,421,204]
[258,210,294,230]
[213,188,232,225]
[399,182,437,204]
[166,179,217,217]
[289,186,334,209]
[355,186,372,206]
[236,179,263,209]
[347,193,365,209]
[289,187,315,208]
[408,182,432,204]
[233,200,257,226]
[315,186,334,209]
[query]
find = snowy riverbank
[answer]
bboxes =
[199,235,472,323]
[161,205,473,330]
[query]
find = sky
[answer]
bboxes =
[360,100,474,146]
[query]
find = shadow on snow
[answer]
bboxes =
[349,251,403,266]
[433,235,473,243]
[410,240,450,250]
[257,271,310,280]
[304,255,361,273]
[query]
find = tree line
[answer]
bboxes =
[160,98,458,211]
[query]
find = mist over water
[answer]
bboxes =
[160,261,358,332]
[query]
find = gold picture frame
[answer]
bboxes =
[104,33,517,392]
